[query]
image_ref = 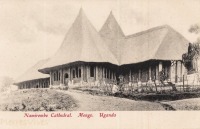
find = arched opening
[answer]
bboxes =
[65,73,69,78]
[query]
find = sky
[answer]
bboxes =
[0,0,200,80]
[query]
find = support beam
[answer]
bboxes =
[175,61,178,83]
[102,67,105,80]
[96,66,98,81]
[129,70,131,82]
[139,69,141,81]
[81,65,84,81]
[156,65,159,80]
[159,62,163,72]
[177,61,182,82]
[149,66,151,80]
[50,71,52,86]
[60,69,64,86]
[87,65,90,81]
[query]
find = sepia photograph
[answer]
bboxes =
[0,0,200,114]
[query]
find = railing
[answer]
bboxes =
[89,75,200,95]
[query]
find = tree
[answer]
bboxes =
[0,76,14,92]
[189,23,200,43]
[182,23,200,72]
[189,23,200,34]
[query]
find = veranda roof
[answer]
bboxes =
[39,9,119,73]
[15,59,49,84]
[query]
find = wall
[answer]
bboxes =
[49,63,117,87]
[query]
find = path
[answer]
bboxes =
[58,90,165,111]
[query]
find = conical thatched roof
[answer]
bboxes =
[99,11,125,61]
[100,11,125,39]
[119,25,189,65]
[39,9,118,73]
[15,59,49,84]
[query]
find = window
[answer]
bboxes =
[73,70,75,78]
[90,66,95,77]
[78,68,81,78]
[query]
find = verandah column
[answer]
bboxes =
[177,60,182,82]
[156,65,159,80]
[49,71,52,87]
[60,68,64,86]
[102,67,105,81]
[86,65,90,82]
[149,66,151,80]
[158,61,163,81]
[129,70,131,82]
[81,65,84,81]
[175,61,178,83]
[96,66,98,81]
[138,69,141,81]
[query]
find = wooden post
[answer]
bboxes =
[81,65,84,81]
[159,62,163,72]
[175,61,178,83]
[87,65,90,81]
[60,69,63,86]
[149,66,151,80]
[155,65,159,80]
[139,69,141,81]
[102,67,105,80]
[49,71,52,86]
[96,66,98,81]
[183,75,185,92]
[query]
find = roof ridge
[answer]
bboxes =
[125,25,169,39]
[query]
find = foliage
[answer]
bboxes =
[0,76,14,92]
[189,23,200,34]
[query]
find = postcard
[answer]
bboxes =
[0,0,200,129]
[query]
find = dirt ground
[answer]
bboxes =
[58,90,165,111]
[2,88,200,111]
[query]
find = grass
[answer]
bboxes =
[0,89,77,111]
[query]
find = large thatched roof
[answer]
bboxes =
[39,9,189,73]
[99,11,125,62]
[99,12,189,65]
[119,25,189,65]
[39,9,118,73]
[15,59,49,84]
